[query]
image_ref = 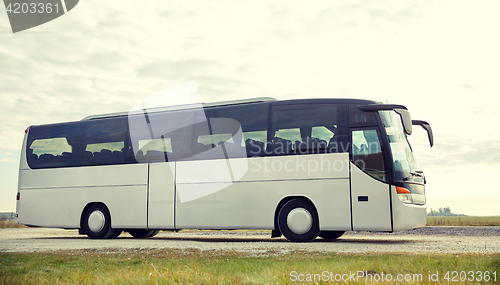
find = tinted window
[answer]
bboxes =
[27,118,133,169]
[128,108,210,162]
[205,103,269,158]
[270,104,348,155]
[28,102,354,168]
[127,103,269,161]
[349,104,377,126]
[27,122,85,169]
[351,129,387,182]
[83,118,130,166]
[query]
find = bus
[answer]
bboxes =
[16,98,433,242]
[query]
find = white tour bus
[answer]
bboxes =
[16,98,433,242]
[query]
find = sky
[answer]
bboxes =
[1,0,499,216]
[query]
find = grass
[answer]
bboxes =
[0,249,499,284]
[426,216,500,227]
[0,220,28,229]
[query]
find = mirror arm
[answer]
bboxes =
[412,120,434,147]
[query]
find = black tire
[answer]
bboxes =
[278,199,320,242]
[319,231,345,240]
[128,229,158,238]
[82,204,115,239]
[148,230,160,237]
[108,230,123,239]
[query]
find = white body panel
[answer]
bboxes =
[19,164,147,189]
[175,153,351,230]
[18,186,147,228]
[391,186,427,231]
[18,164,148,228]
[17,149,425,233]
[148,162,176,229]
[350,163,392,231]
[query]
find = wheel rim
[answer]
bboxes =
[88,210,106,233]
[286,207,313,235]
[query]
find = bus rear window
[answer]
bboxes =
[26,122,85,169]
[26,119,132,169]
[31,137,72,156]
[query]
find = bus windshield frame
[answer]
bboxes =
[379,110,424,185]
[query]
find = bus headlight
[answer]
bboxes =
[398,193,413,204]
[396,186,413,204]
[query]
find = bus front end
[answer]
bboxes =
[354,104,434,232]
[380,109,433,231]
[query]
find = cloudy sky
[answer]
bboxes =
[1,0,499,215]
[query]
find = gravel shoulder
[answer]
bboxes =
[1,227,499,254]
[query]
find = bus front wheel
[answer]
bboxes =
[278,199,320,242]
[82,204,117,239]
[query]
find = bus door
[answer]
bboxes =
[349,128,392,231]
[148,162,176,229]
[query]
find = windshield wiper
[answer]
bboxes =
[403,171,425,183]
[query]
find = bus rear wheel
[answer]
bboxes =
[319,231,345,240]
[82,204,117,239]
[278,199,319,242]
[128,229,160,238]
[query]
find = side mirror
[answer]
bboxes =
[394,109,412,135]
[412,120,434,147]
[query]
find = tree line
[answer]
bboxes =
[0,212,16,221]
[427,207,465,216]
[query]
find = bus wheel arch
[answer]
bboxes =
[275,197,320,242]
[80,202,119,239]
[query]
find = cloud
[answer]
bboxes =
[137,59,220,80]
[0,150,20,163]
[416,134,500,172]
[305,0,432,35]
[1,0,499,160]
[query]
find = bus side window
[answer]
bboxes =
[271,104,345,155]
[351,129,386,182]
[85,142,125,165]
[270,128,298,155]
[135,138,172,162]
[205,103,269,159]
[243,130,267,157]
[84,118,128,166]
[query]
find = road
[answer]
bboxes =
[1,227,499,254]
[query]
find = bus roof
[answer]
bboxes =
[82,97,381,121]
[81,97,277,121]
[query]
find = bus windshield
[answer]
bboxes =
[379,110,423,184]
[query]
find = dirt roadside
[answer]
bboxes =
[0,227,499,254]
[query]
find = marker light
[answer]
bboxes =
[16,192,20,201]
[396,186,410,194]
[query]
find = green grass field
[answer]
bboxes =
[426,216,500,227]
[0,249,499,284]
[1,217,499,284]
